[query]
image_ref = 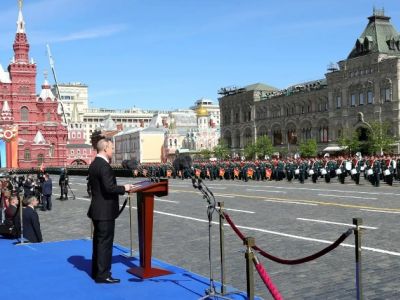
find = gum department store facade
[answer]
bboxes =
[219,10,400,156]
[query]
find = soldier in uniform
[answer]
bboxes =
[285,159,295,182]
[297,159,306,184]
[351,154,361,185]
[336,156,346,184]
[382,155,394,186]
[58,168,69,200]
[371,155,381,187]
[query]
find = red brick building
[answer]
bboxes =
[0,2,67,168]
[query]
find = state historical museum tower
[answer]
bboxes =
[0,1,67,168]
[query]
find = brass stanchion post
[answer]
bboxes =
[122,193,135,257]
[353,218,363,300]
[218,202,226,295]
[244,237,255,300]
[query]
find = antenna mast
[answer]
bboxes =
[46,44,67,124]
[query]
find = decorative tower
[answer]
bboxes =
[0,1,69,168]
[8,0,37,123]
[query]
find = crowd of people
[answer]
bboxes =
[129,154,400,187]
[0,172,54,243]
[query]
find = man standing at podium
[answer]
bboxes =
[87,138,132,284]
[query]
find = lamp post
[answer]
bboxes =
[358,112,382,155]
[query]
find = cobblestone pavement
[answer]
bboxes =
[37,175,400,299]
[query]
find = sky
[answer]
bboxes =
[0,0,399,111]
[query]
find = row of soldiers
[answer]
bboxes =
[130,155,400,187]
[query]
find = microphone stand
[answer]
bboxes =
[192,178,232,300]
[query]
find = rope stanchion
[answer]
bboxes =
[224,212,353,265]
[253,255,283,300]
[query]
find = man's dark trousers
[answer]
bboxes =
[92,220,115,280]
[42,194,52,210]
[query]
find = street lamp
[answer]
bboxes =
[358,112,383,155]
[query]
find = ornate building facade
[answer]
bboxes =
[219,9,400,156]
[0,2,67,168]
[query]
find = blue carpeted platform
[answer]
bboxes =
[0,237,252,300]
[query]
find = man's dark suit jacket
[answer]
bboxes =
[42,178,52,196]
[15,206,42,243]
[87,156,125,221]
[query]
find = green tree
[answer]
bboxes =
[299,139,318,157]
[337,128,360,155]
[244,143,257,160]
[199,149,212,160]
[213,142,230,160]
[367,121,396,155]
[255,135,275,158]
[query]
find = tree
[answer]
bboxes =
[299,139,318,157]
[244,143,257,160]
[213,142,230,160]
[255,135,275,158]
[367,121,396,155]
[199,149,212,160]
[337,128,360,155]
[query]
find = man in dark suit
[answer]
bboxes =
[15,196,42,243]
[41,173,52,211]
[88,138,132,284]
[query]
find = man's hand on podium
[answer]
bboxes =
[124,184,134,192]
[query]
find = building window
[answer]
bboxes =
[174,139,177,146]
[46,111,51,121]
[319,127,329,143]
[37,154,44,166]
[235,112,239,123]
[380,88,391,102]
[21,106,29,121]
[351,94,356,106]
[71,150,74,155]
[367,91,373,104]
[359,93,364,105]
[49,144,54,157]
[336,96,341,108]
[24,149,31,161]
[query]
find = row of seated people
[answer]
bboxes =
[0,193,43,243]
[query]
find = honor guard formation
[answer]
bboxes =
[128,153,399,188]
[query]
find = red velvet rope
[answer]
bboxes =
[223,212,352,265]
[253,258,283,300]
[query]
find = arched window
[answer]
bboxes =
[37,154,44,166]
[21,106,29,121]
[49,144,55,157]
[24,149,31,161]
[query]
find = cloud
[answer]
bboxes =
[29,24,128,45]
[50,24,128,43]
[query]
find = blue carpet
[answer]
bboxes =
[0,237,253,300]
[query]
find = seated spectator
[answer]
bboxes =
[14,196,42,243]
[5,195,18,226]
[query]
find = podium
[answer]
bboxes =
[127,179,173,279]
